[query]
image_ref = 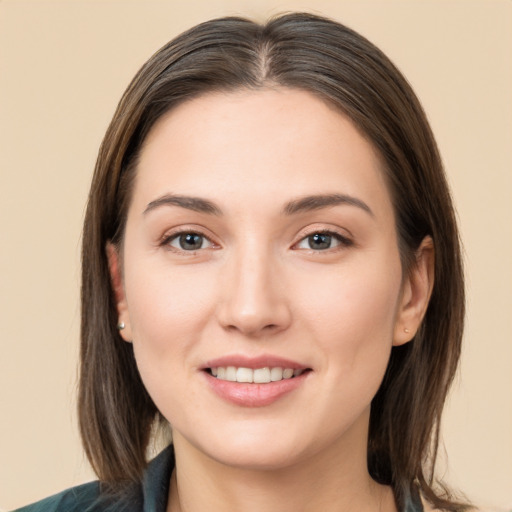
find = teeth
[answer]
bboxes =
[226,366,237,382]
[283,368,294,379]
[236,367,253,383]
[253,367,271,383]
[270,367,283,381]
[211,366,304,383]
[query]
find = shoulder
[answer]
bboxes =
[12,481,103,512]
[11,445,174,512]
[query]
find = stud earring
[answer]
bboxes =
[117,322,126,331]
[404,328,410,333]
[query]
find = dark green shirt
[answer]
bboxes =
[13,446,424,511]
[13,446,174,512]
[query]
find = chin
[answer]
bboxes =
[208,443,308,471]
[174,422,312,471]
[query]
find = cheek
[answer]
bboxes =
[300,263,402,434]
[126,258,214,339]
[122,259,219,423]
[122,254,220,397]
[296,256,402,373]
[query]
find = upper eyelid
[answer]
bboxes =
[166,231,213,244]
[293,230,353,249]
[159,226,217,244]
[294,225,353,242]
[160,230,218,255]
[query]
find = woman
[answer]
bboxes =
[14,12,468,512]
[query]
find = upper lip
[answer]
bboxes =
[203,354,309,370]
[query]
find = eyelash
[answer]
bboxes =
[294,229,353,252]
[160,229,217,254]
[160,228,353,255]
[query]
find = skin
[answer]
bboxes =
[109,88,434,512]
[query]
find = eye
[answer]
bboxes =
[295,231,352,251]
[165,232,214,251]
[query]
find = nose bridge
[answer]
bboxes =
[217,237,290,336]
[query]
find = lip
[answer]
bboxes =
[202,354,311,407]
[203,354,308,370]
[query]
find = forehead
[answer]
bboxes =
[132,87,393,219]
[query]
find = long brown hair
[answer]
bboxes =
[80,12,466,510]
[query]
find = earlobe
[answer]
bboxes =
[393,236,435,346]
[106,242,133,342]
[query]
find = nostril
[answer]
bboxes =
[222,322,280,336]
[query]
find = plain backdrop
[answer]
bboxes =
[1,1,511,510]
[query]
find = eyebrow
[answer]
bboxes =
[144,194,223,216]
[282,193,374,217]
[144,192,373,217]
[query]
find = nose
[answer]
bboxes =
[215,244,292,338]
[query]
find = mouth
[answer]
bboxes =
[206,366,309,383]
[204,367,311,407]
[202,355,311,406]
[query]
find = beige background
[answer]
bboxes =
[1,0,511,510]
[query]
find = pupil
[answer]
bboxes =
[309,233,331,250]
[180,233,202,250]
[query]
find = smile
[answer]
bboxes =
[210,366,305,383]
[203,356,311,405]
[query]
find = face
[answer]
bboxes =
[112,88,428,471]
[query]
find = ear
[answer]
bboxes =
[106,242,133,342]
[393,236,435,346]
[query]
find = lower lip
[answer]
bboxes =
[204,371,309,407]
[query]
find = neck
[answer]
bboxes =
[167,422,397,512]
